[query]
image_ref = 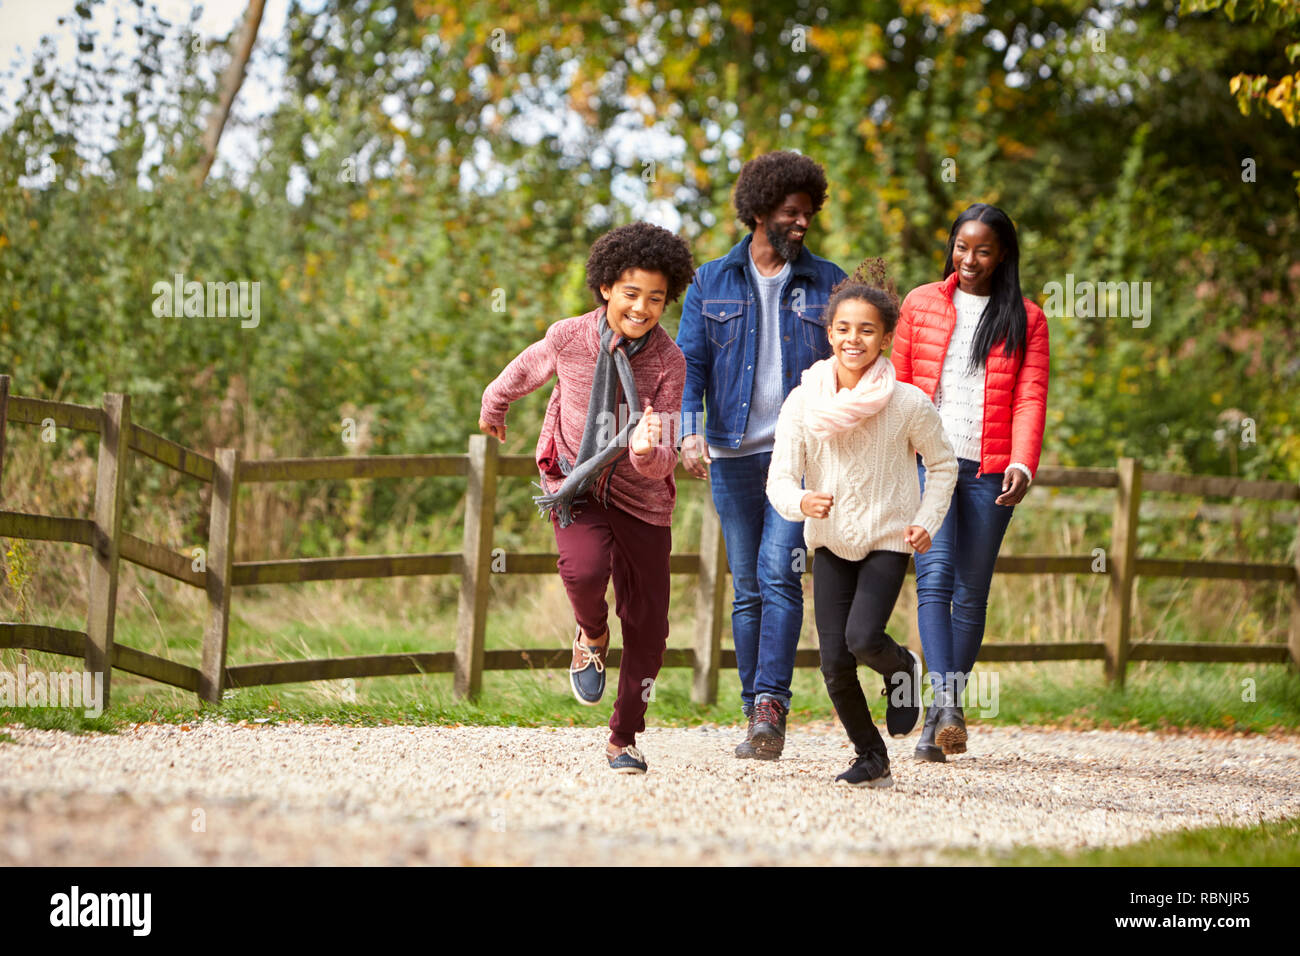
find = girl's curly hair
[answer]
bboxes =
[732,151,828,230]
[825,258,900,333]
[586,221,696,305]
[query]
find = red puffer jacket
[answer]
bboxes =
[891,272,1050,478]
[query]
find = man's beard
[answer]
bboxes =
[765,222,803,263]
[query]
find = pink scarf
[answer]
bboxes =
[803,355,897,438]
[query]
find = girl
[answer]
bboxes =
[479,221,695,774]
[767,260,957,787]
[892,203,1049,762]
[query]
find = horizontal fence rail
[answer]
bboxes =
[0,374,1297,711]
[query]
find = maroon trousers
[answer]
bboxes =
[553,499,672,748]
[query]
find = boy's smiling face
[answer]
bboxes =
[601,268,669,340]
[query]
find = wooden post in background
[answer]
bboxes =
[199,448,240,703]
[904,558,925,667]
[1105,456,1142,686]
[1290,484,1300,672]
[455,435,498,700]
[692,498,728,705]
[0,374,9,501]
[86,393,131,707]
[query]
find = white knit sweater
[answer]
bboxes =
[935,287,987,463]
[767,378,958,560]
[934,288,1034,483]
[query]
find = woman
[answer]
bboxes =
[891,203,1049,762]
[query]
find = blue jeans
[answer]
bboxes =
[710,452,805,708]
[915,456,1015,702]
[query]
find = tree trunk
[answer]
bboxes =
[195,0,267,187]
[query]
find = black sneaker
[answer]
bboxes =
[606,743,648,774]
[734,704,757,759]
[568,626,608,706]
[750,694,788,761]
[835,751,893,788]
[883,649,923,738]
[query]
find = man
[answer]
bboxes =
[676,151,847,759]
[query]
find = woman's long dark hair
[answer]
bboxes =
[942,203,1027,371]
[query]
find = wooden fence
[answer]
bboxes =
[0,374,1297,710]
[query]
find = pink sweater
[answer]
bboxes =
[480,307,686,527]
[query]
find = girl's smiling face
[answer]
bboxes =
[951,220,1006,296]
[828,298,892,389]
[601,268,669,339]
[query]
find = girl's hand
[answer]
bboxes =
[479,418,506,442]
[801,491,834,519]
[995,469,1029,506]
[905,525,932,553]
[631,404,660,457]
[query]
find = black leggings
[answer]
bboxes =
[812,547,912,757]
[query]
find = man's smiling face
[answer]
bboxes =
[757,192,814,263]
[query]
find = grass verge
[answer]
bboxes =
[3,654,1297,736]
[975,815,1300,866]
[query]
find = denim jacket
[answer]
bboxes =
[676,233,847,448]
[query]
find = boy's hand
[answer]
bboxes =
[479,418,506,443]
[631,404,660,457]
[801,491,833,519]
[681,433,711,479]
[905,525,932,553]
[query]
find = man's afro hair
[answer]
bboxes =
[733,150,829,230]
[586,221,696,305]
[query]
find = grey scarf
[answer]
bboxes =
[534,311,648,527]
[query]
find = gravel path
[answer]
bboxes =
[1,721,1298,865]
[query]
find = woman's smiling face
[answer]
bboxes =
[601,268,669,339]
[828,298,891,388]
[951,219,1006,296]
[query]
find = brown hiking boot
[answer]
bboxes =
[750,694,788,760]
[734,704,757,758]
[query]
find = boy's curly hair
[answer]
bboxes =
[732,151,829,230]
[586,222,696,305]
[826,258,900,333]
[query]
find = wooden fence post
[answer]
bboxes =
[199,448,240,703]
[904,559,925,667]
[1105,456,1142,686]
[455,434,498,700]
[1290,484,1300,672]
[692,497,728,705]
[86,393,131,708]
[0,374,9,501]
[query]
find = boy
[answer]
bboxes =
[479,222,695,773]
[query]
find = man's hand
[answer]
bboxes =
[800,491,833,519]
[995,468,1030,506]
[479,418,506,442]
[904,525,932,553]
[631,405,660,457]
[681,433,711,480]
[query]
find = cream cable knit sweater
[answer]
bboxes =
[767,376,959,560]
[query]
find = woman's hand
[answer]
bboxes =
[681,433,711,479]
[904,525,932,553]
[479,418,506,442]
[995,469,1030,506]
[631,404,660,457]
[801,491,834,519]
